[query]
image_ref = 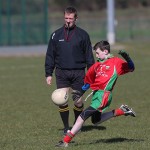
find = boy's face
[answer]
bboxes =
[95,48,107,60]
[64,13,77,28]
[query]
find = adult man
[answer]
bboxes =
[45,6,94,135]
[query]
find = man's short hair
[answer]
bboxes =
[64,6,78,18]
[93,40,110,53]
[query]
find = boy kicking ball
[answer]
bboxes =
[56,40,136,147]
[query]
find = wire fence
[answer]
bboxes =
[0,2,150,46]
[0,0,48,46]
[1,17,150,46]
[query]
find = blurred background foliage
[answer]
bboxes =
[1,0,150,14]
[0,0,150,45]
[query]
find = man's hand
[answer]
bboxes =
[118,50,131,62]
[46,76,52,85]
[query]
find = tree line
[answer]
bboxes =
[1,0,150,15]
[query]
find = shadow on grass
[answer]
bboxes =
[73,138,144,146]
[59,125,106,132]
[89,137,144,144]
[81,125,106,132]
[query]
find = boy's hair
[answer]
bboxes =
[93,40,110,53]
[64,6,78,18]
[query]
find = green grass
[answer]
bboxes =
[0,42,150,150]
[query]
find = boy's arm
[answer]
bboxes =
[118,50,135,71]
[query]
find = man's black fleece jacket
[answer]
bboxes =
[45,25,95,77]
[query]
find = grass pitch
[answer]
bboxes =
[0,42,150,150]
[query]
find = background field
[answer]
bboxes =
[0,41,150,150]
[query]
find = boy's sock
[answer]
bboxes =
[114,108,125,116]
[63,131,75,143]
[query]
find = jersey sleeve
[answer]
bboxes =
[84,63,98,84]
[115,57,131,75]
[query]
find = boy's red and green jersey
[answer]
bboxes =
[84,55,132,112]
[84,55,131,91]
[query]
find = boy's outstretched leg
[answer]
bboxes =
[91,111,101,124]
[93,104,136,126]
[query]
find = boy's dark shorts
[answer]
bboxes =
[55,68,85,91]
